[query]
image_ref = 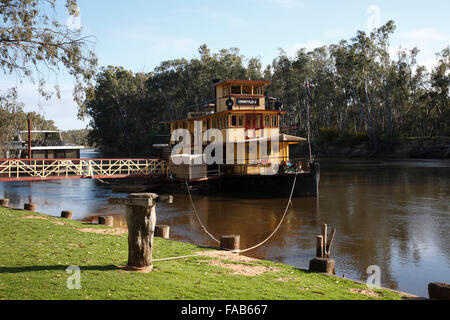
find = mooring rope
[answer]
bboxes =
[153,251,212,263]
[236,170,297,254]
[185,180,221,244]
[184,170,298,254]
[95,177,111,185]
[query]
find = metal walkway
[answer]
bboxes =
[0,159,168,181]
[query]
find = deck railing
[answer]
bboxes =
[0,159,168,181]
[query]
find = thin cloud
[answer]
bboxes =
[285,40,324,57]
[108,25,201,56]
[250,0,304,9]
[396,28,450,70]
[269,0,304,8]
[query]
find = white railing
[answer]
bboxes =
[0,159,168,180]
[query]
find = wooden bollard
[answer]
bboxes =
[24,203,36,212]
[321,224,327,255]
[155,225,170,239]
[220,235,240,251]
[310,225,337,275]
[157,195,173,204]
[428,282,450,300]
[316,235,324,258]
[109,193,158,272]
[0,199,9,207]
[309,258,336,275]
[61,211,73,220]
[98,216,114,226]
[325,228,336,258]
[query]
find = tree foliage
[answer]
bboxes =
[0,0,97,114]
[62,128,90,147]
[0,87,57,156]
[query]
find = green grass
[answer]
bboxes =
[0,206,409,300]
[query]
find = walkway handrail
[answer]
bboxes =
[0,158,168,181]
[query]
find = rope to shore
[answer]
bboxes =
[152,251,213,263]
[185,180,221,244]
[184,170,298,254]
[236,170,297,254]
[95,178,111,185]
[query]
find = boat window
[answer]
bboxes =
[254,86,263,95]
[242,85,252,95]
[207,118,211,130]
[222,85,229,97]
[264,115,270,127]
[231,115,237,127]
[248,116,254,128]
[231,85,241,95]
[255,115,262,129]
[238,115,244,127]
[271,115,278,127]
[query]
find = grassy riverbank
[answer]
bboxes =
[0,206,412,300]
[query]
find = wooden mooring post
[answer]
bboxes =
[98,215,114,226]
[220,235,240,252]
[428,282,450,300]
[155,225,170,239]
[309,224,336,275]
[157,195,173,204]
[24,203,36,212]
[61,211,73,220]
[0,199,9,207]
[109,193,158,272]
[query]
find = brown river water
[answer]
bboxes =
[1,150,448,297]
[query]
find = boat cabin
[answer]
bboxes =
[5,130,84,159]
[164,79,306,178]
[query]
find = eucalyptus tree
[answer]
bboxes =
[0,0,97,114]
[86,66,153,154]
[429,47,450,136]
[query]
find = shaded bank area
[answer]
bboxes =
[292,137,450,159]
[0,206,415,300]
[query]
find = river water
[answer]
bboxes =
[1,151,448,297]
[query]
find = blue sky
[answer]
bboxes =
[3,0,450,130]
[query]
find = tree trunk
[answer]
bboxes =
[384,82,392,142]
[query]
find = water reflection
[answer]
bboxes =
[0,156,448,297]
